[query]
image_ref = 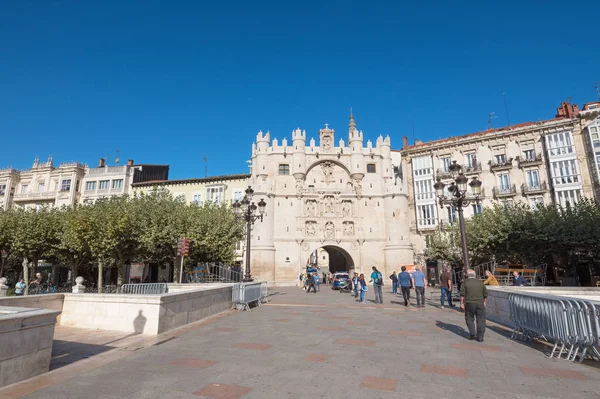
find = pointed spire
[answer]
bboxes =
[348,108,356,134]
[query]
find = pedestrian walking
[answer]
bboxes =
[439,267,453,308]
[352,273,359,298]
[15,279,26,296]
[314,273,321,292]
[369,266,384,304]
[358,273,367,304]
[412,266,426,307]
[460,269,488,342]
[512,271,527,286]
[483,270,499,286]
[398,266,412,306]
[389,271,398,294]
[306,273,317,293]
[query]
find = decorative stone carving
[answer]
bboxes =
[0,277,7,297]
[341,200,352,217]
[323,196,335,214]
[324,221,335,239]
[305,200,317,217]
[343,221,354,236]
[321,161,334,185]
[295,178,304,194]
[354,179,362,197]
[305,221,317,236]
[72,276,85,294]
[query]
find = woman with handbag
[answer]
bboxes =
[358,273,367,304]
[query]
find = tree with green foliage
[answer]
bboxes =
[53,204,93,285]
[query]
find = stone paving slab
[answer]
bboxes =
[2,285,600,398]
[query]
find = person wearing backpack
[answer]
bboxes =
[369,266,384,304]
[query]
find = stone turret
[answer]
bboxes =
[255,130,270,179]
[348,112,365,180]
[378,135,392,180]
[292,128,306,179]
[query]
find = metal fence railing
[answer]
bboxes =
[232,281,267,311]
[187,263,243,283]
[119,283,168,295]
[509,292,600,362]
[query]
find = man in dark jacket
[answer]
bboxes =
[306,273,317,293]
[512,271,527,286]
[460,269,488,342]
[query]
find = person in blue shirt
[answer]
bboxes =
[412,266,426,307]
[369,266,384,304]
[398,266,412,307]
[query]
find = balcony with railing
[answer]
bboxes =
[517,154,543,168]
[547,145,575,157]
[492,185,517,198]
[13,192,57,201]
[521,181,548,195]
[87,166,127,175]
[415,192,436,201]
[417,218,438,230]
[435,168,453,179]
[463,162,482,175]
[552,174,580,186]
[489,158,514,172]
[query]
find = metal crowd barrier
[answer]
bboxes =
[119,283,168,295]
[232,282,267,311]
[509,292,600,362]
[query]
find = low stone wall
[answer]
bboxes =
[0,294,65,324]
[485,287,512,327]
[167,283,233,293]
[0,306,61,387]
[60,285,233,335]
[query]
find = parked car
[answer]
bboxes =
[331,272,350,290]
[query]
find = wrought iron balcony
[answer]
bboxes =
[435,168,453,179]
[517,154,543,168]
[463,162,482,175]
[489,158,514,172]
[521,181,548,195]
[492,185,517,198]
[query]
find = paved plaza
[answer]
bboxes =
[2,286,600,399]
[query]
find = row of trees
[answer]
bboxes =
[427,199,600,269]
[0,189,243,287]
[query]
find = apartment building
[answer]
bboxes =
[0,157,86,210]
[580,101,600,198]
[80,158,169,203]
[132,173,251,266]
[401,101,598,258]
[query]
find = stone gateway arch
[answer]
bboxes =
[248,114,414,285]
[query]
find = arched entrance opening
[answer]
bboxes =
[308,245,355,274]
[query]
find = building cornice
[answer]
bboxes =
[132,174,251,188]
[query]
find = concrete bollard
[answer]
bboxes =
[0,277,8,297]
[72,276,86,293]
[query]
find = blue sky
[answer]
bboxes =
[1,0,599,179]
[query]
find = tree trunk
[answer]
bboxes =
[70,265,78,286]
[98,261,103,293]
[22,258,29,295]
[31,257,38,277]
[117,261,126,286]
[51,264,57,284]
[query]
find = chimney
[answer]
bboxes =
[556,101,577,118]
[573,104,580,116]
[127,159,134,166]
[98,158,105,168]
[402,136,408,149]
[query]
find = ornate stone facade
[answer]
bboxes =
[248,114,413,285]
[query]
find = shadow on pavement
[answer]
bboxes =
[434,321,471,339]
[50,340,115,371]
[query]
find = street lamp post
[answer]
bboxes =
[232,186,266,282]
[433,161,482,275]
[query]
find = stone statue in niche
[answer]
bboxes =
[343,222,354,236]
[354,180,362,196]
[295,178,304,194]
[321,162,334,185]
[341,201,351,217]
[324,196,334,214]
[306,200,316,217]
[306,221,316,236]
[324,221,335,239]
[322,135,332,151]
